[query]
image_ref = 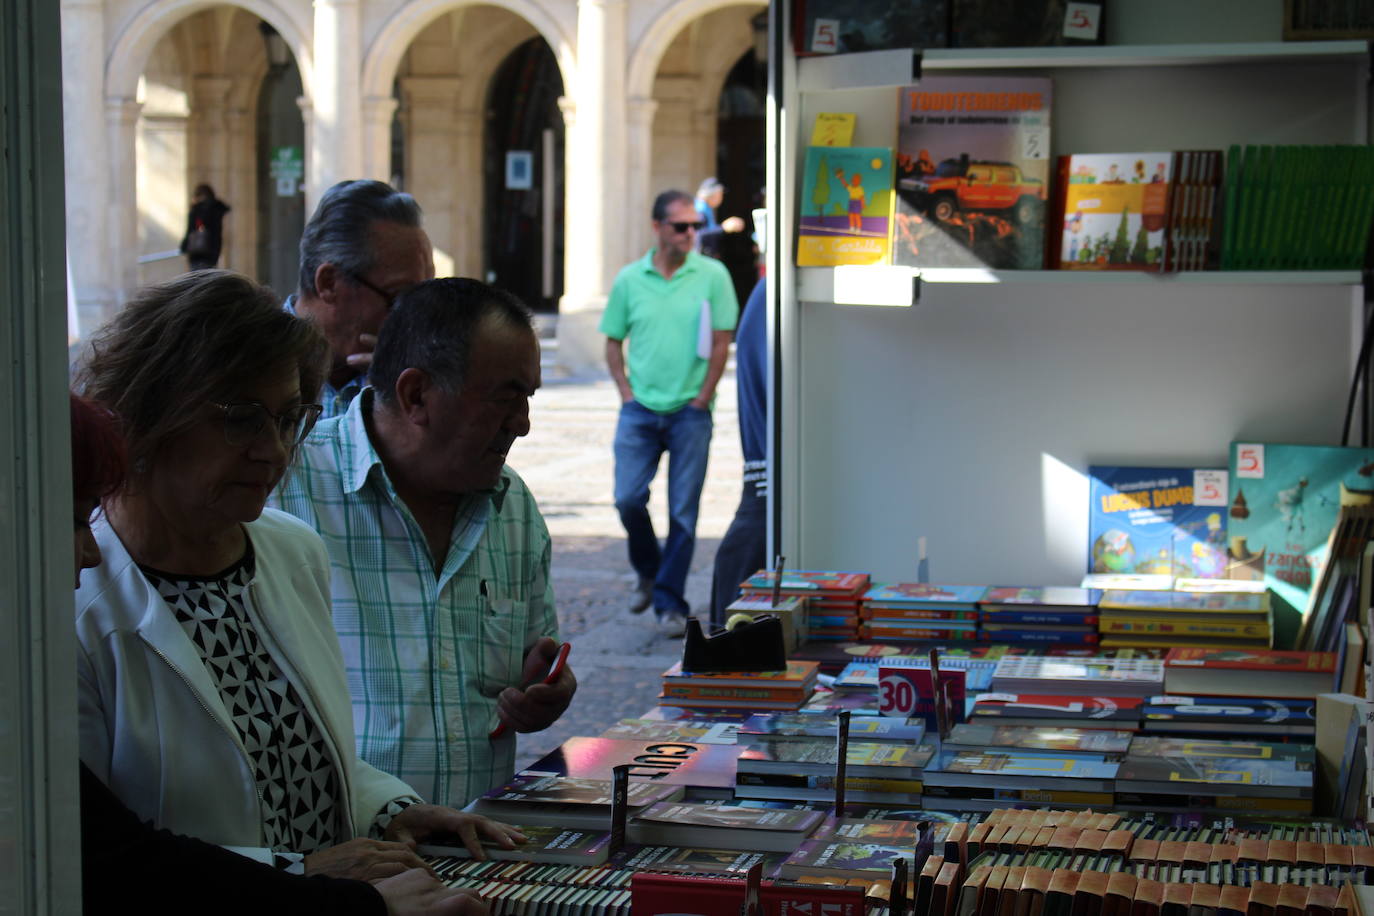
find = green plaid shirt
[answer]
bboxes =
[270,389,557,807]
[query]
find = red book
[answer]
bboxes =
[631,873,866,916]
[1163,648,1338,699]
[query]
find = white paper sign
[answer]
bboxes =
[696,299,712,360]
[1193,469,1228,506]
[810,18,839,54]
[1235,443,1266,479]
[1062,2,1102,41]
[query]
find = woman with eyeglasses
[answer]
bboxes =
[71,392,487,915]
[74,270,521,886]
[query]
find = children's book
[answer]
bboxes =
[894,76,1052,270]
[864,582,986,609]
[797,146,895,266]
[1057,153,1173,271]
[1087,466,1230,580]
[1226,442,1374,649]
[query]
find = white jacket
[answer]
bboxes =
[75,508,419,864]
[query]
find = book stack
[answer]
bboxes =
[599,718,743,744]
[859,583,982,643]
[517,737,745,800]
[740,570,871,641]
[1097,589,1273,649]
[659,660,821,712]
[735,737,935,805]
[1115,736,1315,817]
[626,801,825,853]
[467,774,684,829]
[978,587,1101,646]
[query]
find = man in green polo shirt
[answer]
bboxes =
[601,189,740,637]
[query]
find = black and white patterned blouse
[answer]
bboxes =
[140,541,344,860]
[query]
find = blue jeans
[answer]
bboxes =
[612,400,713,616]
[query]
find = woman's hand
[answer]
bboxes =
[303,837,432,882]
[374,868,489,916]
[384,805,526,861]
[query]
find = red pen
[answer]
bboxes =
[489,642,570,740]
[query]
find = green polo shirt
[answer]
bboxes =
[600,249,739,413]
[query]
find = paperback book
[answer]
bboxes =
[894,76,1052,270]
[1225,442,1374,648]
[969,693,1145,729]
[518,737,744,795]
[1088,466,1230,580]
[942,722,1134,756]
[1140,696,1317,737]
[418,824,614,866]
[991,656,1164,697]
[736,712,927,745]
[1162,647,1337,699]
[467,774,683,830]
[922,749,1119,794]
[797,147,895,266]
[1056,153,1173,271]
[626,801,824,853]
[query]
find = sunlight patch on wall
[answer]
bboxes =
[1042,452,1089,575]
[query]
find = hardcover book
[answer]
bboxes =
[1057,153,1173,271]
[797,146,895,267]
[894,76,1052,270]
[1225,442,1374,648]
[1088,466,1230,580]
[979,586,1099,611]
[864,582,986,609]
[1162,647,1337,699]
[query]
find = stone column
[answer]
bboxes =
[309,0,363,203]
[398,76,464,277]
[60,0,112,335]
[362,95,399,183]
[297,95,317,213]
[104,96,142,306]
[223,103,255,274]
[625,95,658,265]
[558,0,628,375]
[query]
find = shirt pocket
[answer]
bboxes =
[476,598,527,698]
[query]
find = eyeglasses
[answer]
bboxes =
[668,221,705,234]
[210,401,324,449]
[348,272,402,309]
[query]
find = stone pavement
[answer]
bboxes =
[510,353,743,771]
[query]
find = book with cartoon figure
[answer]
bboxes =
[1088,465,1230,580]
[894,76,1052,270]
[1057,152,1173,270]
[1225,442,1374,648]
[797,146,895,266]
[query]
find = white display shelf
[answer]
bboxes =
[796,40,1369,92]
[796,265,1363,306]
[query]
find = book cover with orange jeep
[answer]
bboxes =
[894,76,1052,270]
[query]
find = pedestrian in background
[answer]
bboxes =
[180,183,230,271]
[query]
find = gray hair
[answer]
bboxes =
[298,179,422,295]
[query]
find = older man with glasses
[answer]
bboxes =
[286,179,436,419]
[600,189,740,637]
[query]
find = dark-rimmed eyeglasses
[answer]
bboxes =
[668,221,705,234]
[210,401,324,449]
[348,272,403,309]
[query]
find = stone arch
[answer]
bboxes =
[360,0,574,104]
[627,0,764,102]
[106,0,312,100]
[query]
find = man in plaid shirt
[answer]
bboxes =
[272,277,576,807]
